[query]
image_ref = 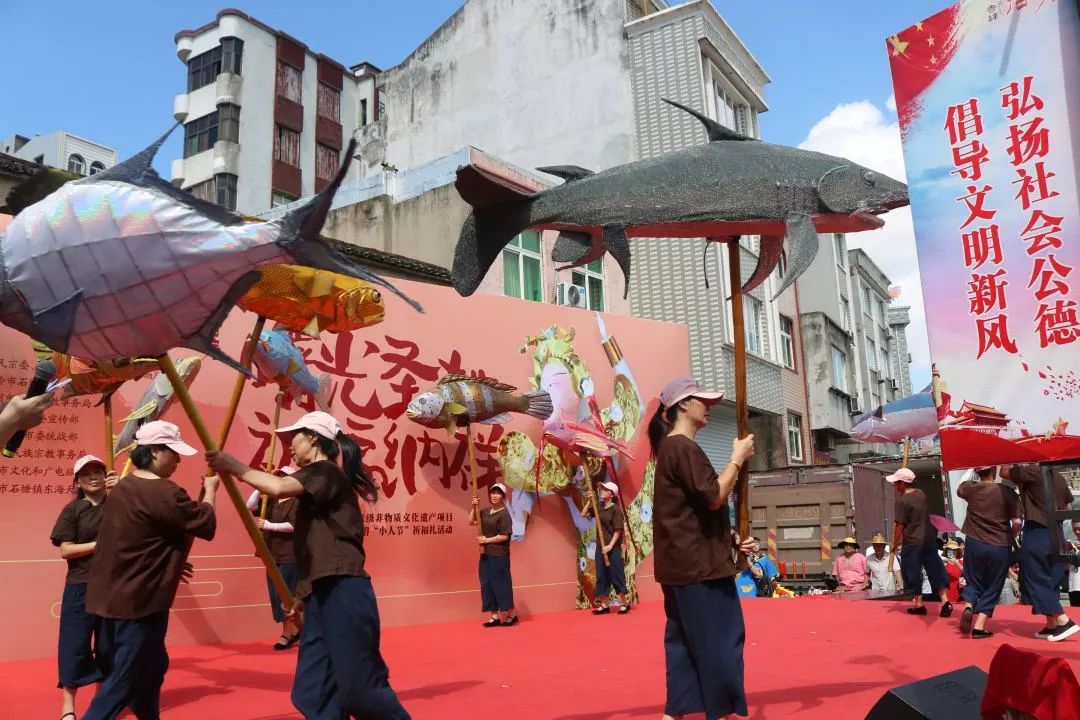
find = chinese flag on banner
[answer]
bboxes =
[887,3,964,133]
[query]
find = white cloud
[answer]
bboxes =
[798,101,932,390]
[886,94,897,113]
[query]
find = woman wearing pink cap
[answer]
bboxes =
[245,467,301,650]
[50,454,115,720]
[82,420,218,720]
[470,482,517,627]
[582,479,630,615]
[648,376,755,720]
[888,467,952,618]
[208,410,410,720]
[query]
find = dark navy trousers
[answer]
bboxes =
[662,578,747,720]
[268,562,299,623]
[82,610,169,720]
[1021,523,1066,615]
[478,554,514,612]
[58,582,110,689]
[594,543,628,598]
[291,575,410,720]
[900,543,948,597]
[961,538,1009,616]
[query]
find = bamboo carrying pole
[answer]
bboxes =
[260,391,284,520]
[887,438,912,573]
[582,458,611,568]
[727,241,751,569]
[466,424,484,541]
[158,353,301,618]
[103,394,115,471]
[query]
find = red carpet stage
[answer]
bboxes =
[4,597,1078,719]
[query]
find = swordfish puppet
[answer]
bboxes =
[0,128,420,373]
[451,99,909,299]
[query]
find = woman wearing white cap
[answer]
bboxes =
[50,454,115,720]
[208,411,410,719]
[648,376,756,720]
[245,467,301,650]
[887,467,952,618]
[470,482,518,627]
[582,480,630,615]
[82,421,218,720]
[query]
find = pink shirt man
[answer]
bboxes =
[833,539,869,591]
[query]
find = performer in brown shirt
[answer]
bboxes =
[889,467,951,618]
[649,376,755,720]
[956,466,1020,638]
[1001,463,1078,642]
[245,466,300,650]
[82,421,218,720]
[470,482,517,627]
[582,480,630,615]
[50,455,114,720]
[208,411,410,719]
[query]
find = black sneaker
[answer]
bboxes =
[940,602,953,618]
[1048,620,1079,643]
[972,629,993,639]
[502,615,519,626]
[1035,626,1056,639]
[907,606,927,615]
[483,617,501,628]
[959,607,973,634]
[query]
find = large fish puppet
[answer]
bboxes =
[406,374,552,436]
[113,355,201,454]
[451,99,909,299]
[850,391,942,443]
[0,129,419,373]
[252,327,331,410]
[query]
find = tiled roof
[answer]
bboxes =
[0,152,44,178]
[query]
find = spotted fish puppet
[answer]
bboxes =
[451,99,909,299]
[0,129,419,373]
[406,375,553,436]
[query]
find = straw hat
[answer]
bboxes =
[867,532,888,545]
[837,537,860,550]
[944,539,961,551]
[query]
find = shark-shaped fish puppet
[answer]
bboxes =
[0,129,419,373]
[451,99,909,299]
[850,390,946,444]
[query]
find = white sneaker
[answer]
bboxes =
[1048,620,1079,643]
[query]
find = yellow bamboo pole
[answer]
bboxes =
[260,391,284,520]
[103,395,115,471]
[158,353,300,621]
[582,458,611,568]
[466,424,483,543]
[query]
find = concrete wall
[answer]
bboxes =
[9,132,115,173]
[356,0,639,178]
[801,311,856,437]
[797,232,847,328]
[887,305,914,397]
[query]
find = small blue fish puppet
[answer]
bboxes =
[113,355,201,454]
[0,130,419,373]
[253,328,331,411]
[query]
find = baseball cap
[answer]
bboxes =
[490,482,507,495]
[598,480,619,496]
[73,455,107,476]
[659,377,723,408]
[135,421,197,456]
[885,467,916,484]
[277,411,341,440]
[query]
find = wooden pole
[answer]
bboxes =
[887,437,912,573]
[726,239,751,568]
[466,424,483,541]
[260,391,285,520]
[157,353,300,620]
[219,316,267,451]
[582,457,610,568]
[103,394,115,471]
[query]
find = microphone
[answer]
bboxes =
[3,359,58,458]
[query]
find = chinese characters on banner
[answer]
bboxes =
[888,0,1080,469]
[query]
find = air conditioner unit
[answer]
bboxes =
[555,282,586,308]
[849,396,863,415]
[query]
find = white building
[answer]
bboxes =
[171,9,359,213]
[1,131,116,177]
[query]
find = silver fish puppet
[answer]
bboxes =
[451,99,908,299]
[113,355,201,454]
[0,129,420,373]
[253,328,331,410]
[850,391,942,443]
[406,374,552,436]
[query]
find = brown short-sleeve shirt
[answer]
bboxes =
[598,503,624,544]
[959,481,1018,547]
[263,497,298,565]
[50,496,107,584]
[895,488,933,547]
[293,460,368,600]
[86,476,216,619]
[653,434,737,586]
[1010,465,1073,527]
[480,508,512,557]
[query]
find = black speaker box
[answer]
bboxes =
[864,665,987,719]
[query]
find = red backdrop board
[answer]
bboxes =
[0,279,688,661]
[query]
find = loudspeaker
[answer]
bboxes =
[865,666,987,719]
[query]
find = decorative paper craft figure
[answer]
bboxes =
[451,99,909,298]
[113,355,201,455]
[406,375,552,436]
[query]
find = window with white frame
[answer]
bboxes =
[88,161,105,175]
[776,250,788,281]
[214,173,237,210]
[840,297,851,332]
[834,234,847,268]
[742,295,764,355]
[779,315,795,370]
[862,284,873,317]
[271,192,296,209]
[714,82,739,131]
[503,230,543,302]
[865,336,877,371]
[880,348,890,379]
[831,346,848,392]
[184,178,214,202]
[787,413,804,462]
[571,260,605,312]
[67,154,85,175]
